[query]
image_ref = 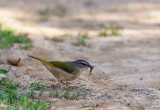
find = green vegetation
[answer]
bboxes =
[0,26,32,49]
[81,104,91,108]
[50,37,64,42]
[8,96,51,110]
[99,29,107,36]
[73,32,89,46]
[21,44,33,50]
[29,82,45,99]
[0,69,51,110]
[48,89,84,100]
[45,37,63,42]
[54,5,68,17]
[45,33,72,42]
[30,82,44,91]
[99,28,121,36]
[0,77,19,89]
[0,69,8,74]
[37,7,50,21]
[0,67,85,109]
[61,33,72,37]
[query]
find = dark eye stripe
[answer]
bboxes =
[81,63,86,65]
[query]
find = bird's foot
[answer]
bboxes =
[58,80,69,87]
[58,80,78,89]
[49,78,57,82]
[65,82,71,85]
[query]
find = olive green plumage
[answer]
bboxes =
[28,55,94,86]
[28,55,53,67]
[28,55,76,74]
[49,61,75,73]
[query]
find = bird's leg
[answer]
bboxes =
[58,80,69,87]
[61,81,69,87]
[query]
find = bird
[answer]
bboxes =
[28,55,94,86]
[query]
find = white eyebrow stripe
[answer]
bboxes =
[81,61,88,65]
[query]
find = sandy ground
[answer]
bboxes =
[0,0,160,110]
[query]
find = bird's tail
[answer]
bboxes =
[28,55,53,67]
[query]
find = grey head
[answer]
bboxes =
[73,59,94,74]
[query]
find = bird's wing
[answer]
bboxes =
[49,61,75,74]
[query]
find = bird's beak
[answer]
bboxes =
[89,65,94,75]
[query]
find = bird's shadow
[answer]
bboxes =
[44,83,83,90]
[44,83,92,93]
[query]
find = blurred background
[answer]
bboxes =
[0,0,160,109]
[0,0,160,37]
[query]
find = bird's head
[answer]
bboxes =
[73,59,94,74]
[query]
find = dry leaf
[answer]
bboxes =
[7,57,23,66]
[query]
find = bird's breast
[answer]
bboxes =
[48,66,85,81]
[71,68,85,79]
